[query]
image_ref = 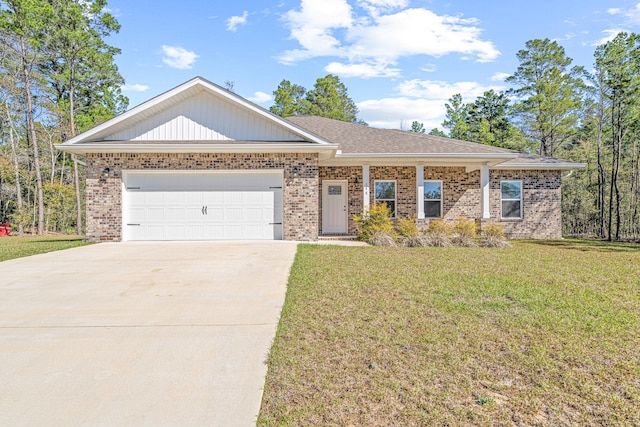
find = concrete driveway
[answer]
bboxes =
[0,241,298,427]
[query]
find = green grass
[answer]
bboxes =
[258,240,640,426]
[0,235,90,262]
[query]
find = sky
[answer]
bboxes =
[106,0,640,130]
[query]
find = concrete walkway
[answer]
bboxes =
[0,241,298,427]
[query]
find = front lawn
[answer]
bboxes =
[0,235,90,262]
[258,240,640,426]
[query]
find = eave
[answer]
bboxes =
[320,152,518,169]
[56,142,339,161]
[491,162,587,170]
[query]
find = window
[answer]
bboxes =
[424,181,442,218]
[374,180,396,217]
[501,181,522,219]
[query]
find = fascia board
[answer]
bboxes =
[55,142,339,157]
[492,162,587,170]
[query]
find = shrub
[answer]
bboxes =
[400,235,432,247]
[482,235,513,248]
[452,216,478,247]
[426,219,452,247]
[483,223,505,239]
[354,203,396,242]
[397,217,420,238]
[369,231,397,247]
[481,223,512,248]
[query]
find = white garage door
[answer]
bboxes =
[122,171,283,241]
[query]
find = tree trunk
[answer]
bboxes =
[5,100,24,234]
[72,155,82,234]
[20,37,44,235]
[69,67,83,235]
[596,93,606,239]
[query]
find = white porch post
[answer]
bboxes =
[363,165,370,212]
[416,165,424,219]
[481,164,490,219]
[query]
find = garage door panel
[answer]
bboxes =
[124,172,283,241]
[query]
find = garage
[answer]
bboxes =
[122,171,284,241]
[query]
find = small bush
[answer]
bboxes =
[369,231,397,246]
[482,235,513,248]
[483,223,505,239]
[481,223,512,247]
[354,203,396,242]
[427,219,451,234]
[400,235,432,247]
[397,217,420,238]
[428,233,452,247]
[452,217,478,247]
[453,216,478,239]
[426,219,453,247]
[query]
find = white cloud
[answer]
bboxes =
[278,1,500,78]
[161,45,198,69]
[607,8,621,15]
[396,79,502,100]
[356,0,407,17]
[325,61,401,78]
[358,97,445,129]
[358,79,504,130]
[227,11,248,32]
[421,63,437,73]
[278,0,353,64]
[592,29,624,46]
[491,72,510,82]
[625,3,640,23]
[121,83,149,92]
[247,91,272,104]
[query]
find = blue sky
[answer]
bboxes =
[107,0,640,130]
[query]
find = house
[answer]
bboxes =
[57,77,585,242]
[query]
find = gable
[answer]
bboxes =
[103,91,303,142]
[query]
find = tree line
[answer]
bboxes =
[406,37,640,241]
[0,0,126,235]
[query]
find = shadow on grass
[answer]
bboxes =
[523,238,640,253]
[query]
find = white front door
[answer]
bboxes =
[322,180,348,234]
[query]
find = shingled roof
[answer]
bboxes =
[287,116,585,169]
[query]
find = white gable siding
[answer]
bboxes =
[105,92,302,142]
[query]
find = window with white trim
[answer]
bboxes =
[424,180,442,218]
[374,180,396,217]
[501,181,522,219]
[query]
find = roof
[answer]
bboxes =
[287,116,585,170]
[287,116,510,155]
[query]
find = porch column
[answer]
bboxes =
[363,165,370,212]
[416,165,424,219]
[481,164,490,218]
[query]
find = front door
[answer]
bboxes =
[322,180,348,234]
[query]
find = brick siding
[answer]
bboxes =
[85,153,318,242]
[319,166,562,239]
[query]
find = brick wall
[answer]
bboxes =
[319,166,563,239]
[85,153,318,242]
[487,169,562,239]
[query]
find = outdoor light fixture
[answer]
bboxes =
[354,176,359,187]
[102,167,110,176]
[293,166,299,177]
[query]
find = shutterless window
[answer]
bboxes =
[374,180,396,217]
[501,181,522,219]
[424,181,442,218]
